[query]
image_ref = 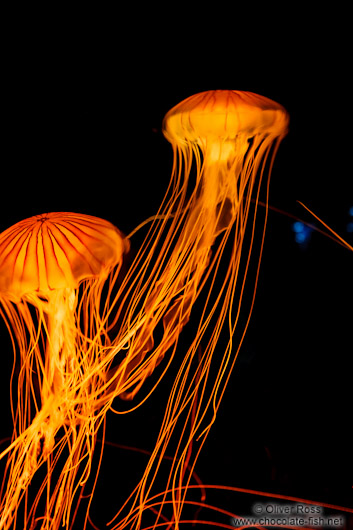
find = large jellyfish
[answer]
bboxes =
[106,90,289,529]
[0,90,289,529]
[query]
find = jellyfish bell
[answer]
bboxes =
[163,90,289,238]
[163,90,288,143]
[0,211,128,299]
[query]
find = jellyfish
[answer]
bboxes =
[106,91,289,529]
[0,212,129,529]
[113,91,288,399]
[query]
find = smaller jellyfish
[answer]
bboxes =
[0,212,129,529]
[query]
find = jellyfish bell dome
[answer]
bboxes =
[0,212,129,300]
[162,90,289,146]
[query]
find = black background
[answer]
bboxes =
[0,12,352,528]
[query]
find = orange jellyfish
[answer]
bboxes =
[105,91,289,529]
[0,212,129,529]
